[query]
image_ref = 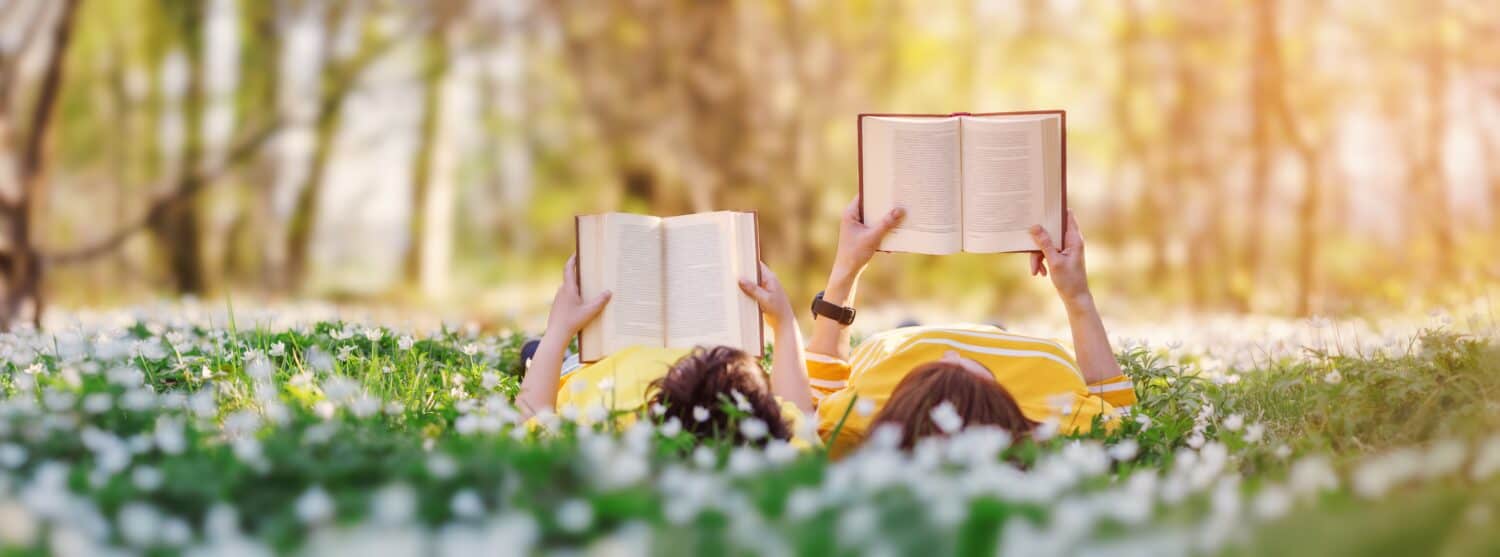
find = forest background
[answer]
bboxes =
[3,0,1499,332]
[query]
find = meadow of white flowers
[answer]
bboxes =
[0,300,1497,556]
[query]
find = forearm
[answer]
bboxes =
[806,263,861,360]
[768,322,815,415]
[1063,294,1122,385]
[516,328,571,419]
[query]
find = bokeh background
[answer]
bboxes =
[2,0,1499,332]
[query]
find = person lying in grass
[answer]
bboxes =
[808,198,1135,457]
[515,255,816,446]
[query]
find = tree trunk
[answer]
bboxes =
[0,0,81,331]
[1240,0,1277,313]
[1420,3,1453,281]
[402,26,451,289]
[149,1,210,295]
[1293,146,1321,317]
[283,99,344,292]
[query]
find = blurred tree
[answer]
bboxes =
[402,0,460,296]
[148,0,210,295]
[283,1,402,292]
[0,0,81,330]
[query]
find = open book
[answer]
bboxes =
[575,211,763,363]
[858,111,1067,254]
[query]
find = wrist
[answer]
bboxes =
[1062,291,1097,315]
[824,268,862,306]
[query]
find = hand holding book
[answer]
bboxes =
[544,254,613,338]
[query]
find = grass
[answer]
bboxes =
[0,312,1497,555]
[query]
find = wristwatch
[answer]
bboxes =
[810,291,857,325]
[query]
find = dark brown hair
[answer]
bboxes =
[870,361,1037,450]
[647,346,791,445]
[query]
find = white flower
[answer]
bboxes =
[371,484,417,525]
[0,444,26,468]
[1244,423,1266,444]
[462,343,480,357]
[692,446,717,469]
[268,342,286,357]
[132,466,164,491]
[555,499,593,533]
[660,417,682,437]
[1322,370,1342,384]
[731,389,752,412]
[1187,433,1206,449]
[692,406,710,422]
[739,418,769,440]
[451,489,485,519]
[363,328,383,342]
[1223,414,1244,432]
[482,372,500,390]
[650,402,667,417]
[295,486,336,525]
[398,335,416,351]
[427,454,459,480]
[1107,439,1140,461]
[929,401,963,434]
[117,502,162,547]
[1252,485,1293,519]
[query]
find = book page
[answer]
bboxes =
[731,213,763,356]
[577,215,607,361]
[860,116,963,254]
[587,213,665,359]
[662,213,745,350]
[960,115,1054,253]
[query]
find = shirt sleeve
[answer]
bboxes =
[1085,375,1136,410]
[804,352,851,405]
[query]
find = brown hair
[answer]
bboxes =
[647,346,791,445]
[870,361,1037,450]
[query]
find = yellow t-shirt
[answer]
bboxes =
[808,324,1136,457]
[554,346,814,446]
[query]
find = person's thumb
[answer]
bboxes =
[583,290,612,315]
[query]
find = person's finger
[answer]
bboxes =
[582,290,612,316]
[563,254,580,290]
[1065,209,1084,249]
[757,262,782,288]
[1030,252,1044,276]
[1029,225,1060,262]
[875,207,905,234]
[738,279,772,305]
[844,195,862,222]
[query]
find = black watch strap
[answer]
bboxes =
[810,291,857,325]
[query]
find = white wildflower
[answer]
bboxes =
[397,336,415,351]
[295,486,336,525]
[555,499,593,533]
[692,406,710,422]
[739,418,769,440]
[929,401,963,434]
[451,489,485,519]
[1322,370,1342,384]
[1222,413,1244,432]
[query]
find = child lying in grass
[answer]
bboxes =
[807,198,1136,457]
[515,255,816,446]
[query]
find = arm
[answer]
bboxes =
[1029,210,1123,385]
[807,196,904,360]
[740,263,815,415]
[516,255,612,419]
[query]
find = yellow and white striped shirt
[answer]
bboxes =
[809,324,1135,456]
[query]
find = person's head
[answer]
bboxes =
[647,346,790,445]
[871,351,1037,450]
